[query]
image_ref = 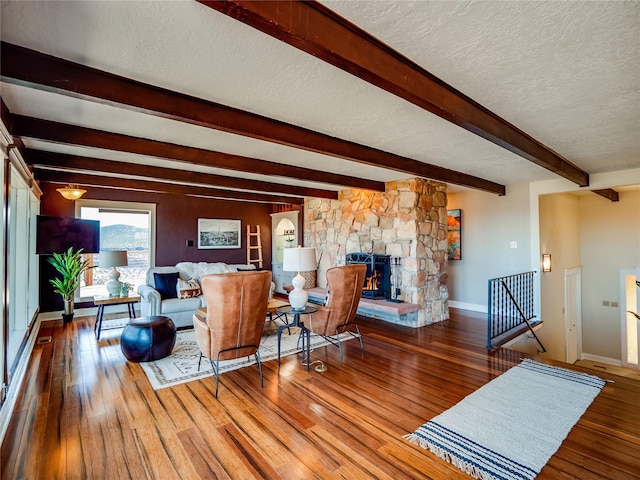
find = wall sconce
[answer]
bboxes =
[57,184,87,200]
[542,254,552,272]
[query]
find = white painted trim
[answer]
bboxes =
[581,353,622,367]
[449,301,487,313]
[0,316,42,447]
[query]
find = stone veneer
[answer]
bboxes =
[304,178,449,327]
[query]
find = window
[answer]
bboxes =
[76,200,156,299]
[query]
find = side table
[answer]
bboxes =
[94,294,140,340]
[196,298,289,322]
[276,304,318,371]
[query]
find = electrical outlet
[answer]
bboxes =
[509,241,517,249]
[611,301,619,308]
[186,240,194,247]
[602,301,610,307]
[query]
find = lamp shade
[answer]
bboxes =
[99,250,128,268]
[283,247,317,272]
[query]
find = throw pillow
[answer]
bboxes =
[177,278,202,299]
[154,272,179,300]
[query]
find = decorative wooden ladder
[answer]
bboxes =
[246,225,263,268]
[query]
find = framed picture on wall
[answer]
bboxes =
[198,218,241,249]
[447,209,462,260]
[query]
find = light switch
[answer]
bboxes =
[509,241,517,249]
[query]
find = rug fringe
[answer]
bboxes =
[404,433,501,480]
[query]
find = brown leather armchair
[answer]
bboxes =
[306,263,366,362]
[193,270,272,397]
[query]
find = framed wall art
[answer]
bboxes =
[198,218,241,249]
[447,209,462,260]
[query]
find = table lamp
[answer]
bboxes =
[99,250,128,296]
[282,246,317,310]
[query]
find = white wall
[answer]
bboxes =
[447,175,640,364]
[580,188,640,360]
[447,183,533,310]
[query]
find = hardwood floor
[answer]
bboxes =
[2,308,639,479]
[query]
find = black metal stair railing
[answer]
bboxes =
[487,271,545,352]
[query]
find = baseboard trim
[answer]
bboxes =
[449,301,487,314]
[581,353,622,366]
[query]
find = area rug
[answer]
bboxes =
[405,359,608,480]
[140,325,353,389]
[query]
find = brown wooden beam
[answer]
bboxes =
[592,189,619,202]
[1,41,505,195]
[200,1,590,188]
[34,168,304,205]
[12,115,371,194]
[14,117,337,199]
[26,149,332,200]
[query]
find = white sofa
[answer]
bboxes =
[137,262,259,328]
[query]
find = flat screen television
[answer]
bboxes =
[36,215,100,255]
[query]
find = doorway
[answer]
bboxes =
[621,268,640,369]
[564,267,582,363]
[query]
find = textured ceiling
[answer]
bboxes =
[0,0,638,198]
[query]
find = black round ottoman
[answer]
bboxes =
[121,316,176,362]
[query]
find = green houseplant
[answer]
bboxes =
[48,247,94,322]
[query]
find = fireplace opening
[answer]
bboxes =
[345,252,391,300]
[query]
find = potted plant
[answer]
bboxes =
[48,247,94,323]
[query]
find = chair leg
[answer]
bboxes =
[211,358,220,398]
[197,354,204,372]
[255,351,264,388]
[331,327,343,362]
[354,324,365,356]
[333,324,365,362]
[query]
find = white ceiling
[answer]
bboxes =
[1,0,638,197]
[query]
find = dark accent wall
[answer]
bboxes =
[38,182,276,310]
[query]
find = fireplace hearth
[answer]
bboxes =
[345,252,391,300]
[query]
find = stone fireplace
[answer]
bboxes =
[304,178,449,327]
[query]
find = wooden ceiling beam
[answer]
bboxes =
[592,189,619,202]
[200,0,590,189]
[14,117,338,199]
[11,115,374,193]
[1,41,505,195]
[34,168,304,205]
[26,149,332,200]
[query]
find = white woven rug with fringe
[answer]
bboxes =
[140,324,353,390]
[405,359,608,480]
